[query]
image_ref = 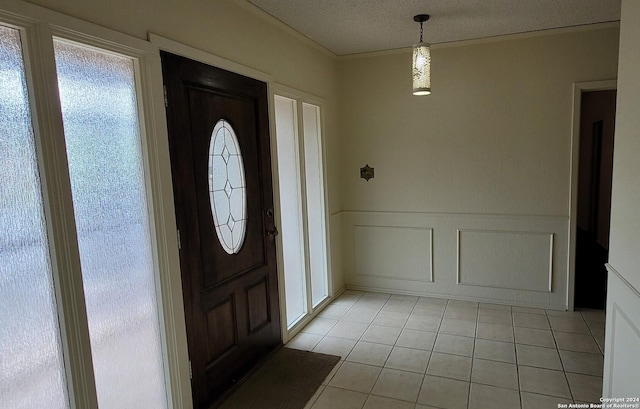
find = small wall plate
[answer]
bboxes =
[360,164,374,181]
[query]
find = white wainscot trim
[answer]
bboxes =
[338,211,569,309]
[603,264,640,398]
[456,229,554,292]
[354,225,434,283]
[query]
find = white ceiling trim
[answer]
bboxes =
[231,0,338,59]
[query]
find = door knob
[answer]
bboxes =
[267,226,279,241]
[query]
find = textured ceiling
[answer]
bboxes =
[245,0,621,55]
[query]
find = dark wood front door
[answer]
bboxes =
[161,52,281,408]
[575,89,616,310]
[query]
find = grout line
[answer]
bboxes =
[305,293,605,407]
[512,307,524,409]
[548,310,577,404]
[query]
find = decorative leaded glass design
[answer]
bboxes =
[208,120,247,254]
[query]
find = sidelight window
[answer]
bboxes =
[0,5,176,406]
[52,39,167,409]
[274,93,330,330]
[0,25,69,409]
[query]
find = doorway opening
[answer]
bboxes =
[573,88,617,310]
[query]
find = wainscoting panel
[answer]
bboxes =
[335,211,569,309]
[457,230,553,292]
[354,225,433,282]
[603,265,640,397]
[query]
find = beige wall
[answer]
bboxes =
[27,0,345,296]
[336,27,620,306]
[338,27,619,215]
[27,0,342,212]
[22,0,622,307]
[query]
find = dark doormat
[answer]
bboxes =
[219,348,340,409]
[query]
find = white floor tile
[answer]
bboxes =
[553,332,601,353]
[395,329,437,351]
[382,298,417,314]
[416,297,448,307]
[318,304,351,320]
[332,294,361,308]
[418,375,470,409]
[426,352,472,381]
[292,294,607,409]
[566,373,603,403]
[521,392,572,409]
[545,309,580,317]
[433,333,474,357]
[513,312,550,330]
[516,344,563,370]
[302,318,338,336]
[412,303,446,317]
[342,307,379,324]
[477,309,512,325]
[346,341,393,366]
[514,327,556,348]
[439,318,476,337]
[371,368,423,402]
[518,366,572,398]
[327,321,368,340]
[363,395,414,409]
[512,306,546,315]
[311,386,368,409]
[444,307,478,322]
[476,322,514,342]
[478,303,512,311]
[470,358,518,390]
[328,361,382,393]
[548,315,591,334]
[384,346,430,373]
[447,300,479,309]
[405,314,442,332]
[468,383,521,409]
[361,324,402,345]
[473,339,516,363]
[313,336,357,359]
[354,297,387,311]
[371,311,410,328]
[559,350,604,376]
[286,332,323,351]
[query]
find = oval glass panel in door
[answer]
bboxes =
[208,120,247,254]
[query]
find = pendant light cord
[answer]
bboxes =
[420,22,424,42]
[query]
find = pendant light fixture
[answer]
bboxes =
[412,14,431,96]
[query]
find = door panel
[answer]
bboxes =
[161,51,281,408]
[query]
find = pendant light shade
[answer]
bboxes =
[412,14,431,96]
[412,42,431,95]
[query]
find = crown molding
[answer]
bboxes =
[339,20,620,60]
[229,0,338,59]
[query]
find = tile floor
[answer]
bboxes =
[285,291,606,409]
